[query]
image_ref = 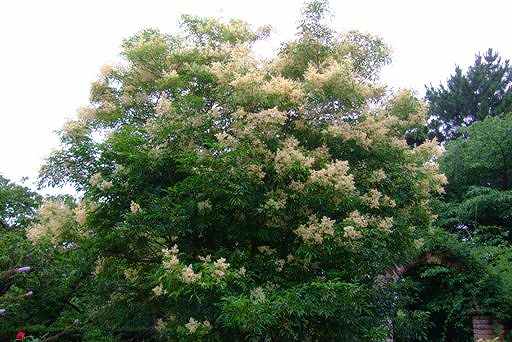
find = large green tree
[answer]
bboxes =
[5,1,455,340]
[426,49,512,142]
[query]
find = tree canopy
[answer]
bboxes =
[2,1,511,341]
[7,1,453,340]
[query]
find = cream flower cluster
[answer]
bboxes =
[308,160,355,193]
[274,137,314,175]
[152,283,167,297]
[162,245,180,270]
[77,106,97,123]
[245,108,287,130]
[89,172,113,191]
[346,210,394,234]
[197,200,212,213]
[305,58,354,89]
[360,189,396,208]
[74,202,88,225]
[295,215,336,244]
[99,64,114,78]
[348,210,368,228]
[257,245,276,255]
[327,115,404,150]
[361,189,382,208]
[62,120,88,138]
[422,161,448,194]
[130,201,141,214]
[26,201,74,244]
[377,217,394,233]
[155,97,173,116]
[73,200,98,225]
[327,122,371,148]
[185,317,211,334]
[213,257,230,278]
[413,138,444,160]
[370,169,387,183]
[261,76,304,104]
[247,164,266,180]
[181,264,202,284]
[343,226,362,239]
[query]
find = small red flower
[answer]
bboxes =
[15,330,26,340]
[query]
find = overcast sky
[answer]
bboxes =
[1,0,512,189]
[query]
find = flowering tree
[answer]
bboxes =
[34,1,447,340]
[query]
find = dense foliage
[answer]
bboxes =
[0,175,41,229]
[1,1,512,341]
[438,114,512,243]
[1,1,454,340]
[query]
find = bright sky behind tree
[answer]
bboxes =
[1,0,511,187]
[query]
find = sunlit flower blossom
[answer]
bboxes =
[124,268,139,281]
[295,215,336,244]
[213,257,230,278]
[215,132,238,147]
[262,76,304,103]
[257,245,276,255]
[74,202,87,225]
[184,318,211,333]
[348,210,368,228]
[238,267,246,276]
[264,194,287,212]
[63,120,87,138]
[89,173,103,187]
[274,137,314,175]
[155,97,173,116]
[94,257,106,276]
[77,106,97,123]
[361,189,382,208]
[26,201,74,244]
[185,318,200,334]
[197,200,212,213]
[100,64,113,78]
[213,257,230,271]
[250,287,266,303]
[289,180,305,192]
[155,318,166,333]
[371,169,387,183]
[152,283,167,297]
[422,161,448,194]
[130,201,141,214]
[275,259,285,272]
[381,195,396,207]
[99,180,113,191]
[343,226,362,239]
[181,265,201,284]
[309,160,355,193]
[414,138,443,159]
[198,254,212,263]
[229,70,265,89]
[247,164,265,180]
[163,255,179,270]
[377,217,394,233]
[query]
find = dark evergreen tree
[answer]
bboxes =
[426,49,512,141]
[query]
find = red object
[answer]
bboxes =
[15,330,26,340]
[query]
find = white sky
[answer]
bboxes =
[1,0,512,189]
